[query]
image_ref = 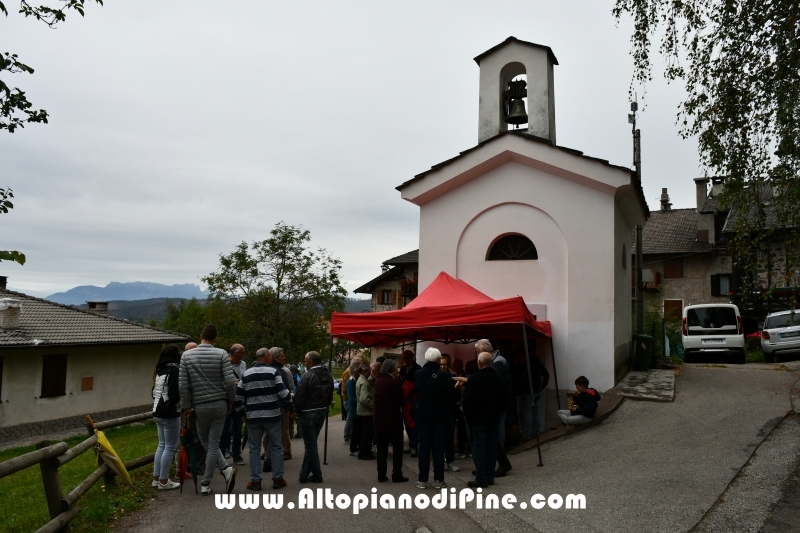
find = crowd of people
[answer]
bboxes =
[151,326,598,494]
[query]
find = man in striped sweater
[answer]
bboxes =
[236,348,291,490]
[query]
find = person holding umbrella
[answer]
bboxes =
[151,344,182,490]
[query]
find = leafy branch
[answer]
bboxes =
[0,187,26,265]
[0,0,103,132]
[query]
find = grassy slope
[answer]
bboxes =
[0,422,159,533]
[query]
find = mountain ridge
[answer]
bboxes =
[46,281,209,305]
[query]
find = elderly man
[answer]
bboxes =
[356,362,379,460]
[236,347,290,490]
[220,344,247,464]
[399,350,421,457]
[475,339,513,478]
[270,347,294,460]
[294,351,334,483]
[179,325,237,496]
[414,347,455,490]
[373,358,408,483]
[462,351,508,488]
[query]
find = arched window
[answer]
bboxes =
[486,234,538,261]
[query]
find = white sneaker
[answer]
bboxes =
[446,462,460,472]
[200,483,213,496]
[222,466,237,494]
[151,480,159,488]
[158,480,180,491]
[415,481,429,489]
[433,480,448,489]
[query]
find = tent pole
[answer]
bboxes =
[550,339,561,410]
[522,324,543,467]
[323,335,333,465]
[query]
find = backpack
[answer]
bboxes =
[309,368,333,405]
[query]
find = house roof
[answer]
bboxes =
[633,208,713,255]
[473,36,559,66]
[0,289,191,347]
[722,183,793,233]
[353,266,406,295]
[383,249,419,267]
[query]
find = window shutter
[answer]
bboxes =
[41,354,68,398]
[664,258,684,278]
[653,272,661,287]
[710,274,721,296]
[390,290,396,305]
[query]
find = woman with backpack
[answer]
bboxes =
[152,344,182,490]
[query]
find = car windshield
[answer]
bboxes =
[687,307,737,328]
[765,312,800,329]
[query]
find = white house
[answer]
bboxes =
[396,37,649,392]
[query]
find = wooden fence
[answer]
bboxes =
[0,412,155,533]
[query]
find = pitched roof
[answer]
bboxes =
[722,183,793,232]
[634,208,713,255]
[382,249,419,267]
[353,265,407,295]
[473,36,559,66]
[395,130,650,219]
[0,289,190,347]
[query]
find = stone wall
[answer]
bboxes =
[0,404,151,444]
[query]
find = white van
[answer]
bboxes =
[682,303,746,364]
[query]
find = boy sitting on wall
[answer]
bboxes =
[557,376,601,430]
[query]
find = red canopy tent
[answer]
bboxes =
[331,272,552,346]
[329,272,558,467]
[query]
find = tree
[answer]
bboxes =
[202,222,347,361]
[0,187,25,264]
[614,0,800,302]
[1,0,103,132]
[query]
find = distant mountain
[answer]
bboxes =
[46,282,208,305]
[344,298,371,313]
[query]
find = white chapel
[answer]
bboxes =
[398,37,649,392]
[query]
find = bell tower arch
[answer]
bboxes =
[475,37,558,144]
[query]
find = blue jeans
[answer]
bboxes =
[471,423,499,485]
[153,416,180,480]
[219,409,243,457]
[247,420,284,482]
[298,410,326,480]
[417,423,446,483]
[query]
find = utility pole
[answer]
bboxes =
[629,99,644,335]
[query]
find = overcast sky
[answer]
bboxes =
[2,0,701,298]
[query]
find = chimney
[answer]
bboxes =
[0,276,6,290]
[0,298,21,330]
[86,301,109,317]
[694,177,709,212]
[660,188,672,211]
[711,177,725,197]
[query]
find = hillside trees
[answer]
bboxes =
[166,223,347,362]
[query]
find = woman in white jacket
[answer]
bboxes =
[151,345,181,490]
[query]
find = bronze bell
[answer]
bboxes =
[505,99,528,125]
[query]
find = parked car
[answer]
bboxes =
[761,309,800,363]
[682,303,746,364]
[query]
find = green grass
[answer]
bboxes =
[0,421,160,533]
[746,346,766,364]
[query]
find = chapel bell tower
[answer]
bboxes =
[474,37,558,144]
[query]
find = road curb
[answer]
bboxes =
[508,389,625,455]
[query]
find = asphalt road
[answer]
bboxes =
[119,365,798,533]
